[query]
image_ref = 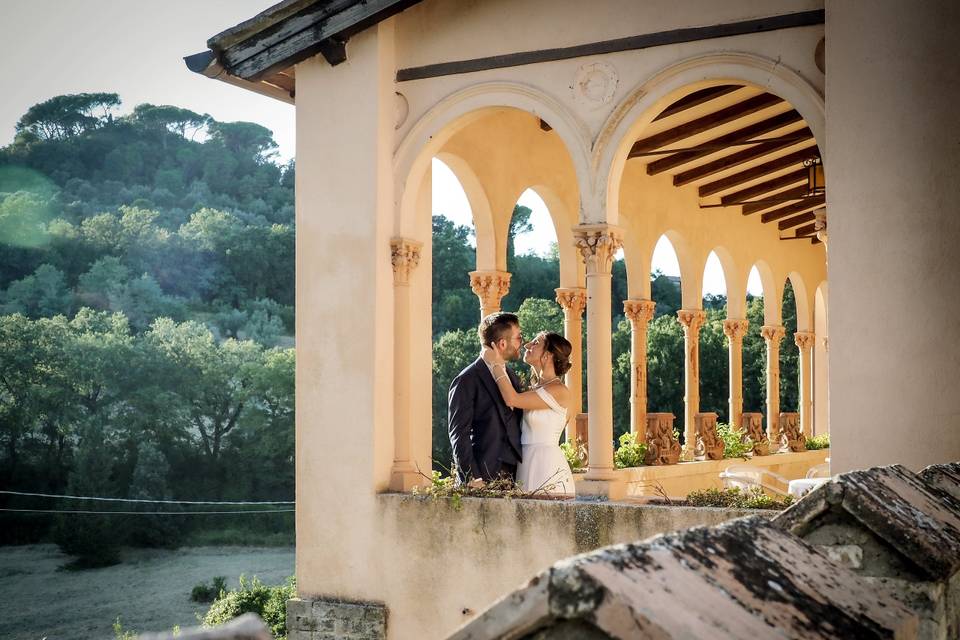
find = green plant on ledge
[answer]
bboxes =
[614,431,648,469]
[560,439,586,472]
[412,469,561,510]
[686,486,793,510]
[806,434,830,450]
[717,423,753,459]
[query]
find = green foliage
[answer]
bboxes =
[686,486,793,510]
[806,434,830,450]
[412,470,536,507]
[126,442,182,548]
[202,575,296,639]
[516,297,563,337]
[717,422,753,459]
[2,263,73,317]
[560,439,586,472]
[431,329,478,470]
[191,576,227,603]
[613,431,647,469]
[431,215,476,336]
[113,617,138,640]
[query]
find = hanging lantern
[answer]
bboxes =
[804,156,825,196]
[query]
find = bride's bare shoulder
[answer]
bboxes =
[543,381,569,405]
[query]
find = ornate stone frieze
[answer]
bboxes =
[761,325,786,345]
[389,237,422,286]
[469,270,511,310]
[623,299,657,326]
[779,412,806,452]
[741,412,770,456]
[722,318,750,342]
[694,412,724,460]
[644,413,680,465]
[573,225,622,275]
[555,287,587,316]
[794,331,816,350]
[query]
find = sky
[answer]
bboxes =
[0,0,758,298]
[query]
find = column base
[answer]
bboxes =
[577,474,626,500]
[680,446,696,462]
[389,466,427,492]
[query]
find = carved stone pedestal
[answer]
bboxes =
[694,412,724,460]
[644,413,681,465]
[779,412,805,452]
[741,412,770,456]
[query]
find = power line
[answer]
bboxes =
[0,490,294,505]
[0,508,295,515]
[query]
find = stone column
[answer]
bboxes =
[574,225,622,487]
[794,331,816,439]
[623,299,657,441]
[722,318,750,430]
[761,325,786,447]
[677,309,706,461]
[469,270,511,319]
[555,287,587,434]
[389,238,422,491]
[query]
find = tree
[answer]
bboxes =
[516,297,563,338]
[431,329,478,471]
[125,441,182,548]
[131,104,210,140]
[645,315,685,431]
[15,93,121,141]
[2,264,73,317]
[207,121,278,164]
[431,215,477,336]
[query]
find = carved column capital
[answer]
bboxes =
[623,299,657,327]
[722,318,749,342]
[761,324,786,345]
[794,331,816,350]
[390,238,422,286]
[469,270,511,311]
[814,207,828,244]
[555,287,587,317]
[676,309,706,334]
[573,224,623,275]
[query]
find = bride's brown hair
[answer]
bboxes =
[540,332,573,377]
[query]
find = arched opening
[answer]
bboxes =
[814,283,829,436]
[779,277,800,414]
[743,264,767,419]
[699,251,729,423]
[640,235,684,441]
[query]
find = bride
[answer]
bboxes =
[489,331,576,496]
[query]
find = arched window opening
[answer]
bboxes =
[742,265,767,419]
[699,251,729,423]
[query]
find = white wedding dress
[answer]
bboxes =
[516,387,575,496]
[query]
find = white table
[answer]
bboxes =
[787,477,830,498]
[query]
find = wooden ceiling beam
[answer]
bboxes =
[777,211,817,230]
[646,110,804,173]
[740,184,810,215]
[653,85,743,121]
[758,194,825,223]
[699,147,817,198]
[793,222,818,236]
[631,93,783,154]
[673,129,812,186]
[719,168,808,205]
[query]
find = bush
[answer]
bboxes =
[192,575,227,603]
[717,423,753,459]
[613,432,647,469]
[560,439,586,472]
[806,434,830,450]
[686,486,793,510]
[203,575,296,639]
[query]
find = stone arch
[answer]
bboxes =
[518,184,582,288]
[751,260,781,326]
[786,271,812,332]
[396,83,591,237]
[433,152,497,271]
[704,245,744,318]
[595,52,826,227]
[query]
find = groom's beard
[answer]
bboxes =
[503,345,521,361]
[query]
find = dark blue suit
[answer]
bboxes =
[447,358,523,482]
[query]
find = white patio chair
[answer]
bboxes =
[719,464,791,498]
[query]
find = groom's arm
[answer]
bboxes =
[448,372,480,482]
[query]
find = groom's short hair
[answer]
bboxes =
[479,312,519,347]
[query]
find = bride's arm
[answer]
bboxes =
[491,364,566,410]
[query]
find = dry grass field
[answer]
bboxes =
[0,544,295,639]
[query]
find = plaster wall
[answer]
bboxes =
[826,0,960,473]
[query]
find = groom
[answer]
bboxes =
[448,312,524,485]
